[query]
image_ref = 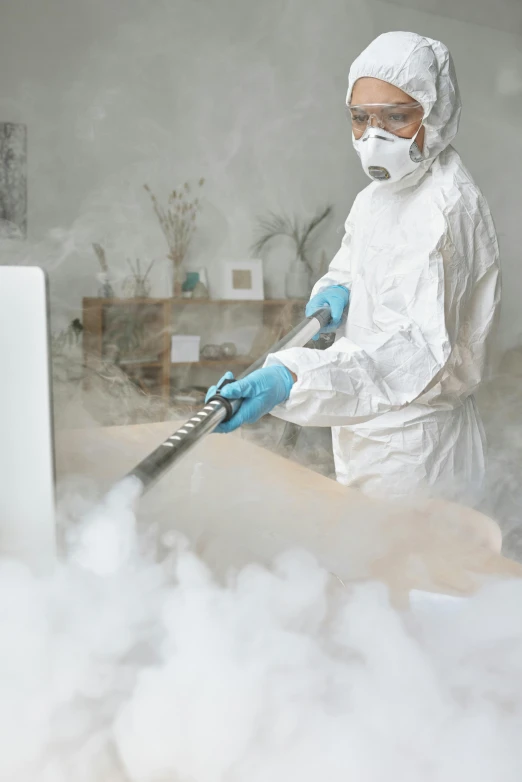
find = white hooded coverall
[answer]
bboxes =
[266,32,500,500]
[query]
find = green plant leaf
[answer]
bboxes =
[251,206,333,271]
[298,205,333,265]
[251,212,295,256]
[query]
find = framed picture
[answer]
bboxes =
[222,259,264,300]
[0,123,27,239]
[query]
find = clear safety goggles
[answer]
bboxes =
[347,102,424,135]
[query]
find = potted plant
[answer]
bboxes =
[145,179,204,298]
[251,205,332,299]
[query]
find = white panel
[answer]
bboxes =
[0,266,56,570]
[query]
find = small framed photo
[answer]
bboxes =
[222,259,264,300]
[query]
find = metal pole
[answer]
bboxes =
[121,306,332,492]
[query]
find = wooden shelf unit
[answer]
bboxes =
[82,297,305,401]
[83,298,173,400]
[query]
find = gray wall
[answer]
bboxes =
[0,0,521,347]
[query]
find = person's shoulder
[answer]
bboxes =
[434,147,491,213]
[345,184,373,227]
[432,148,499,262]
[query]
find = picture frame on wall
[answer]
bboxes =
[0,123,27,239]
[222,259,264,301]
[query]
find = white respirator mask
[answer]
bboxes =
[353,125,423,182]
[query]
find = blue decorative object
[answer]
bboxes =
[182,272,199,293]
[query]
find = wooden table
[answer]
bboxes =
[55,422,522,603]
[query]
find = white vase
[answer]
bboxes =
[285,256,311,300]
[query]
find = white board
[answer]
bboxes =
[0,266,56,569]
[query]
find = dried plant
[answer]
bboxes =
[145,179,204,297]
[104,314,146,360]
[123,258,155,299]
[127,258,154,282]
[127,258,154,284]
[92,242,109,273]
[251,205,332,273]
[92,242,115,297]
[51,319,83,354]
[52,352,167,427]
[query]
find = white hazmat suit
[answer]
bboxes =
[266,31,500,500]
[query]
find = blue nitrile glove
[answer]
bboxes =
[305,285,350,340]
[205,366,294,433]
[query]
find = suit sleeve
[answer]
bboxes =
[265,222,482,427]
[309,209,355,296]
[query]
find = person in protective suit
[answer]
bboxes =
[207,31,500,501]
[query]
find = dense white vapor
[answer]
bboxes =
[1,481,522,781]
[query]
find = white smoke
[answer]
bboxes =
[2,480,522,781]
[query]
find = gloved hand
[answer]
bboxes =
[305,285,350,340]
[205,365,295,433]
